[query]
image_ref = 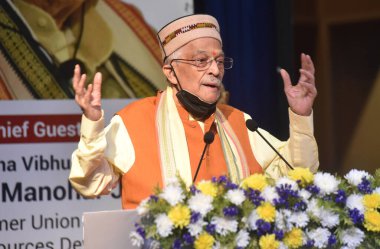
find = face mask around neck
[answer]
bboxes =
[176,89,217,120]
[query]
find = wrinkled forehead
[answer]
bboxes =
[177,37,224,57]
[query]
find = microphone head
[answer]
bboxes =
[246,119,259,132]
[204,131,215,144]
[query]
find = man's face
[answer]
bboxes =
[171,38,225,104]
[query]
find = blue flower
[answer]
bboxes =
[172,238,182,249]
[226,181,239,190]
[190,211,201,223]
[328,234,337,246]
[335,189,347,205]
[306,239,314,247]
[349,208,364,225]
[190,185,199,194]
[217,175,228,184]
[306,184,320,195]
[149,195,159,202]
[358,177,372,194]
[205,223,216,235]
[274,229,284,240]
[134,223,146,238]
[246,189,264,206]
[223,206,239,217]
[182,232,194,245]
[256,219,271,236]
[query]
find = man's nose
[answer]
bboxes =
[208,59,221,76]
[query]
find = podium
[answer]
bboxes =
[83,209,140,249]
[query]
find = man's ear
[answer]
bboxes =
[162,65,178,85]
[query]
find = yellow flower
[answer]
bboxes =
[241,173,267,191]
[257,202,276,222]
[288,167,314,186]
[364,210,380,232]
[197,181,218,197]
[284,228,304,248]
[363,193,380,210]
[194,232,214,249]
[259,234,280,249]
[168,204,190,229]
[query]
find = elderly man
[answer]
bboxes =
[69,14,319,209]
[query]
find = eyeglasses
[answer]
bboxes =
[171,57,233,71]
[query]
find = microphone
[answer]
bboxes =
[246,119,294,170]
[193,131,215,183]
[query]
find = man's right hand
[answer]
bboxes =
[73,65,102,121]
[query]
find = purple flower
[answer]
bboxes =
[293,200,307,211]
[172,239,182,249]
[226,181,239,190]
[206,223,216,235]
[306,239,314,247]
[183,232,194,245]
[218,175,228,184]
[274,229,284,240]
[274,184,300,209]
[149,195,158,202]
[190,185,199,194]
[256,219,271,236]
[134,223,146,238]
[335,189,347,205]
[190,212,201,223]
[328,234,337,246]
[306,185,320,195]
[358,177,372,194]
[349,208,364,225]
[211,176,218,183]
[246,189,264,206]
[223,206,239,217]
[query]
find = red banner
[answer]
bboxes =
[0,114,81,143]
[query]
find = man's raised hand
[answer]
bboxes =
[280,53,317,116]
[72,65,102,121]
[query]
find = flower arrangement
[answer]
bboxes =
[130,168,380,249]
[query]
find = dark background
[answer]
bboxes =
[194,0,380,174]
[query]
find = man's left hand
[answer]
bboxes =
[280,53,317,116]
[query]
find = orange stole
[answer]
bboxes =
[117,94,262,209]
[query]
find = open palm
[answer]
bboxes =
[280,53,317,116]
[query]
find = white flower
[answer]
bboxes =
[188,219,206,237]
[307,198,322,218]
[235,229,250,247]
[261,186,279,204]
[289,211,309,228]
[247,210,259,231]
[340,227,364,249]
[320,209,339,228]
[299,189,311,201]
[211,216,238,236]
[313,172,340,195]
[130,231,144,247]
[344,169,371,186]
[276,177,299,190]
[275,209,292,231]
[155,214,173,237]
[159,184,185,206]
[188,192,213,216]
[137,197,150,215]
[278,242,289,249]
[165,177,180,186]
[212,241,221,249]
[373,187,380,194]
[225,189,246,206]
[346,194,364,213]
[307,228,330,248]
